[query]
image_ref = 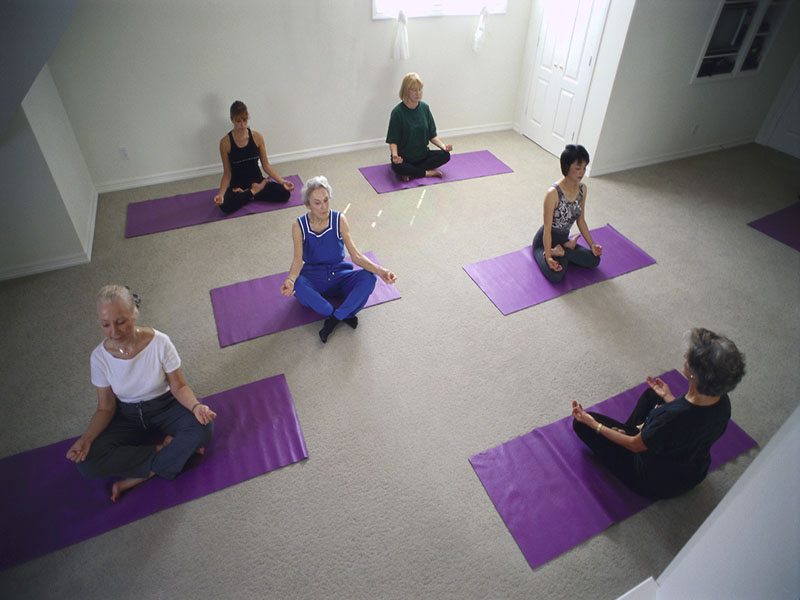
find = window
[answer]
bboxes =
[372,1,507,20]
[694,0,789,81]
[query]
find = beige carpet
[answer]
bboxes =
[1,131,798,599]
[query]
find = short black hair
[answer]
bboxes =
[560,144,590,176]
[685,328,746,397]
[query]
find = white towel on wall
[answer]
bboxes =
[473,7,488,53]
[394,10,409,60]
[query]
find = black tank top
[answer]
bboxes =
[228,128,263,188]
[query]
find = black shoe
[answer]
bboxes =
[343,316,358,329]
[319,317,340,343]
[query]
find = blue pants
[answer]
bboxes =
[77,391,213,481]
[294,265,377,320]
[532,225,600,283]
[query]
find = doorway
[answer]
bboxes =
[521,0,610,157]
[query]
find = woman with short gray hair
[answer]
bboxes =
[570,328,745,499]
[281,176,397,342]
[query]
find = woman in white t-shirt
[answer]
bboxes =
[66,285,216,502]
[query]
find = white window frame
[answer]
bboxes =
[691,0,790,84]
[372,1,507,20]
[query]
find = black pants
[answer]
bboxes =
[219,180,290,214]
[76,392,213,481]
[532,226,601,283]
[390,149,450,179]
[573,388,670,498]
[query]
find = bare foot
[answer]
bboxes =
[251,180,267,194]
[401,176,411,182]
[157,435,174,452]
[551,244,565,257]
[425,169,443,178]
[196,446,205,456]
[111,476,150,502]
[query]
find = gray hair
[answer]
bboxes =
[96,284,139,317]
[684,328,745,396]
[301,175,333,206]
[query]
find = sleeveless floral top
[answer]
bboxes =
[550,183,584,234]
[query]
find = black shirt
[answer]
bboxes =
[636,394,731,495]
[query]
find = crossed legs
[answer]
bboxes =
[293,268,377,341]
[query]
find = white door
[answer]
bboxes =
[521,0,609,157]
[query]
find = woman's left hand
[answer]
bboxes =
[591,243,603,257]
[571,400,597,428]
[193,403,217,425]
[443,144,453,152]
[380,269,397,284]
[282,180,295,192]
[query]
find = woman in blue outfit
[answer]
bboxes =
[532,144,602,283]
[386,72,452,181]
[66,285,216,502]
[213,100,295,214]
[280,176,397,342]
[571,328,745,499]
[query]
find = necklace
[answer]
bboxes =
[112,327,139,358]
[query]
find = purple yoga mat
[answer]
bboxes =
[125,174,304,238]
[210,251,401,346]
[470,370,757,571]
[747,202,800,252]
[358,150,513,194]
[0,374,307,571]
[464,224,656,315]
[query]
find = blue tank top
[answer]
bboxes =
[297,210,346,267]
[228,128,263,189]
[550,183,584,234]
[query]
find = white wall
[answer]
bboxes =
[0,107,86,280]
[756,52,800,159]
[21,65,97,257]
[590,0,800,175]
[579,0,636,168]
[48,0,533,191]
[0,0,76,136]
[655,405,800,600]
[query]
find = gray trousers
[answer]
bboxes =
[532,225,600,283]
[77,391,213,480]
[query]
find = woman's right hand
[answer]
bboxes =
[213,194,223,206]
[281,278,295,297]
[571,401,597,429]
[66,436,91,463]
[391,155,403,164]
[545,256,563,272]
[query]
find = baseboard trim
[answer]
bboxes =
[80,188,98,261]
[589,137,754,177]
[94,122,514,193]
[0,250,90,282]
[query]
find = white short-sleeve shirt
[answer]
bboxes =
[90,329,181,403]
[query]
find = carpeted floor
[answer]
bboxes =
[1,131,798,599]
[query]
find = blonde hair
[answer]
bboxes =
[399,72,424,101]
[96,284,139,317]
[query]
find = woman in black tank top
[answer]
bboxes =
[213,100,295,214]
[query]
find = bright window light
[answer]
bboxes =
[373,1,508,20]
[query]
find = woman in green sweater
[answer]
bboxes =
[385,72,452,181]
